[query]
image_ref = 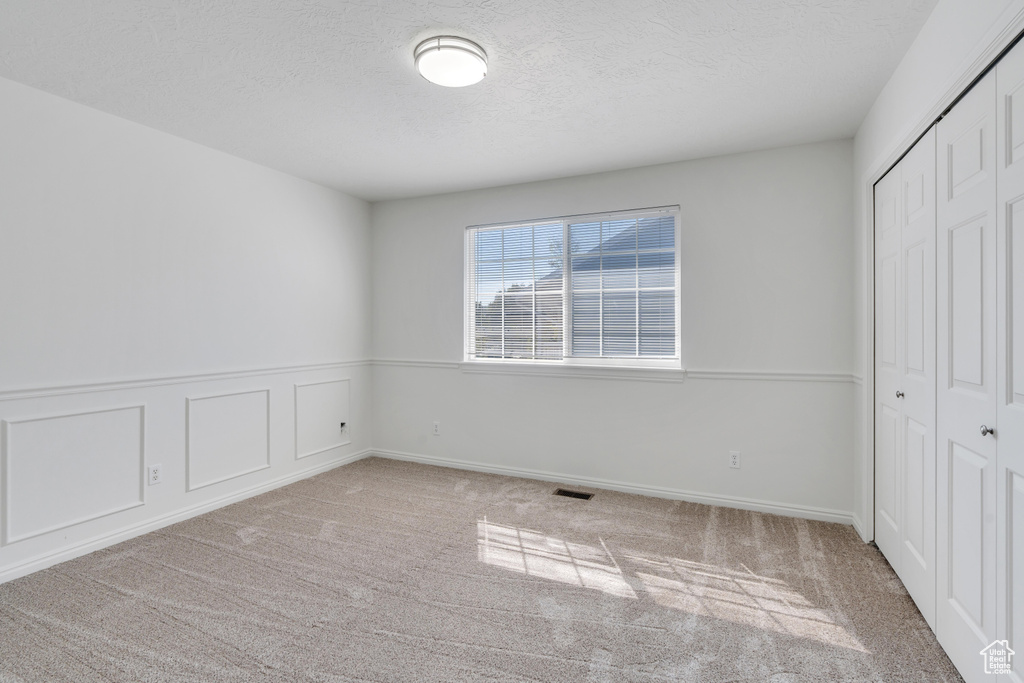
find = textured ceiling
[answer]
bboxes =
[0,0,937,201]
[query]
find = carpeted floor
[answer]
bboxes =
[0,457,961,682]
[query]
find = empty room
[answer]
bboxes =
[1,1,1022,681]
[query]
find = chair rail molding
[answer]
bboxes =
[0,360,371,402]
[373,358,857,384]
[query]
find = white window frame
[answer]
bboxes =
[464,206,682,371]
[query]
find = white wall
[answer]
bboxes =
[852,0,1024,540]
[371,140,856,521]
[0,76,373,581]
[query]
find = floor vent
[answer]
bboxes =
[553,488,594,500]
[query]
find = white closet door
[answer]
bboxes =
[936,70,999,681]
[997,45,1024,683]
[874,127,937,626]
[899,127,937,626]
[875,162,904,572]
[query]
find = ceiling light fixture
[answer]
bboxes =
[414,36,487,88]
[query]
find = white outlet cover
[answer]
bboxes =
[148,465,162,485]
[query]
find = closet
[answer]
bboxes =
[875,40,1024,683]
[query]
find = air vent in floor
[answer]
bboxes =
[553,488,594,500]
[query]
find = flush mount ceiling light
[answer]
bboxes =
[414,36,487,88]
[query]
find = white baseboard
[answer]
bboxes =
[0,449,372,584]
[372,448,854,526]
[851,512,870,543]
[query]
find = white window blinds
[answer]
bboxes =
[465,207,679,365]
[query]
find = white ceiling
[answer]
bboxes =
[0,0,936,201]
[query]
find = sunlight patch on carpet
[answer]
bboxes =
[477,519,637,599]
[631,556,869,653]
[477,519,868,654]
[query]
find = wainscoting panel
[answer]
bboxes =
[295,379,351,459]
[2,406,144,545]
[0,362,371,584]
[186,389,270,491]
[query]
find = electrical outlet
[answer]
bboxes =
[729,451,741,469]
[433,421,440,436]
[148,464,163,485]
[339,422,347,433]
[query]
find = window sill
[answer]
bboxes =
[459,361,686,383]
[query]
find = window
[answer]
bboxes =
[465,206,679,367]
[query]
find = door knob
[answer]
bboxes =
[981,425,995,437]
[896,391,904,399]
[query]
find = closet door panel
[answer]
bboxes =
[1015,208,1024,400]
[906,243,927,373]
[997,43,1024,682]
[875,165,903,569]
[881,256,899,366]
[950,220,986,387]
[950,125,988,198]
[1004,158,1024,683]
[877,404,900,536]
[1012,473,1024,682]
[937,69,998,682]
[904,416,928,562]
[949,442,987,629]
[899,126,937,624]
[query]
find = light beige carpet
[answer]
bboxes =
[0,457,961,682]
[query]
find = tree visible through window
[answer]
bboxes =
[465,207,678,365]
